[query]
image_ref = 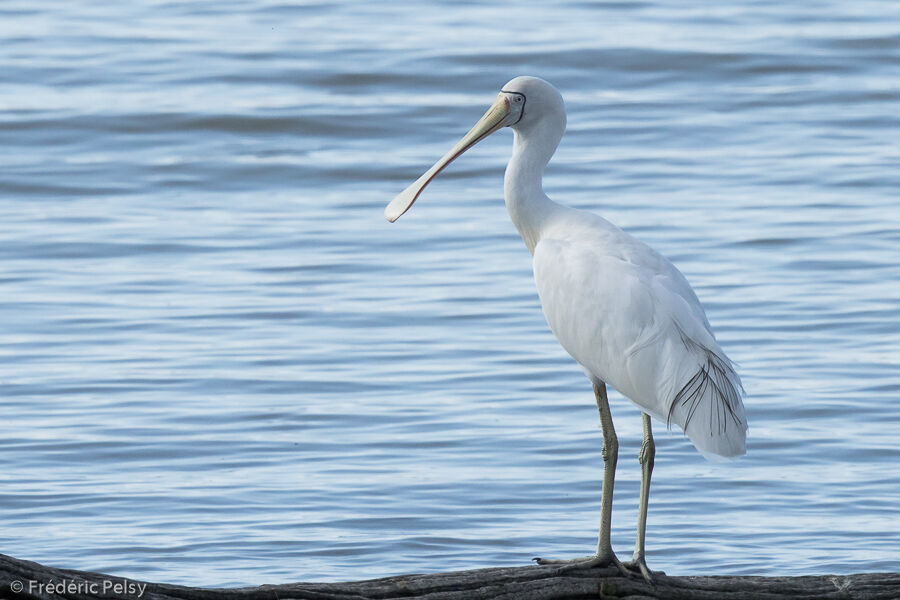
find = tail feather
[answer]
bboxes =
[667,341,747,458]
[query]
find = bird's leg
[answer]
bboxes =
[623,412,656,583]
[535,382,628,576]
[593,381,622,567]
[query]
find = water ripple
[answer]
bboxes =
[0,0,897,588]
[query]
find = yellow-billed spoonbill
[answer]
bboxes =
[384,76,747,582]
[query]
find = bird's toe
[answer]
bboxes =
[623,556,662,584]
[533,551,628,577]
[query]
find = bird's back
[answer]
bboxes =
[532,208,747,458]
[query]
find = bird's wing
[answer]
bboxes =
[533,233,747,458]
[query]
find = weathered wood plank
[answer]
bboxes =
[1,553,897,600]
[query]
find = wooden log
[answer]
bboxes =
[1,553,897,600]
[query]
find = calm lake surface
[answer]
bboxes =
[1,0,898,587]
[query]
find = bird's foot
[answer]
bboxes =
[533,550,629,577]
[622,555,662,584]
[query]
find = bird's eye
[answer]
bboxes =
[514,96,523,103]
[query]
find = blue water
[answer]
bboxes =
[1,0,898,587]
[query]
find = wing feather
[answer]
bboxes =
[533,222,747,459]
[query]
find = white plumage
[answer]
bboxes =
[385,75,746,581]
[532,209,747,458]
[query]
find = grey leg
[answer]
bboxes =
[594,380,620,562]
[535,381,626,575]
[625,412,655,582]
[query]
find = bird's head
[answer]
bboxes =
[384,76,563,222]
[499,75,565,135]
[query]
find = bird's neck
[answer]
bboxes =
[504,125,563,255]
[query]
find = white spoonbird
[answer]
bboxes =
[385,76,747,582]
